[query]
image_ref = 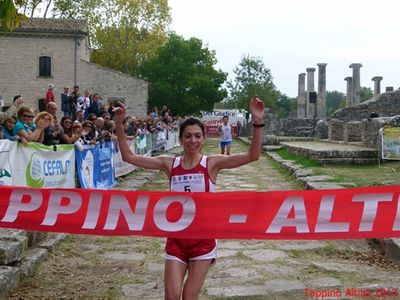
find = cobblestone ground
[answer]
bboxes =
[9,138,400,300]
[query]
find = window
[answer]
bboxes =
[39,56,51,77]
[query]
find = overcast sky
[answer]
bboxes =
[168,0,400,97]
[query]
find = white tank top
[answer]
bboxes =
[220,124,232,142]
[169,156,216,192]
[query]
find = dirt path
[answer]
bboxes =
[8,139,400,300]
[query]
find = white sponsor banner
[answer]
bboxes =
[201,109,245,135]
[114,139,137,177]
[165,130,179,151]
[0,140,75,188]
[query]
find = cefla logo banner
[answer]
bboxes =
[0,185,399,239]
[3,141,75,188]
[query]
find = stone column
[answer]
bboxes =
[297,73,306,118]
[317,63,327,119]
[371,76,383,96]
[306,67,316,119]
[349,63,362,106]
[344,77,353,107]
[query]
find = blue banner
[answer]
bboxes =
[76,142,116,189]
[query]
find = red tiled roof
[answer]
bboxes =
[10,18,88,34]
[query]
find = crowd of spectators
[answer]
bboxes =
[0,84,180,150]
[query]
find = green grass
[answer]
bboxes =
[275,148,400,187]
[276,148,321,167]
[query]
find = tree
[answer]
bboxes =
[21,0,53,17]
[53,0,105,28]
[138,34,227,117]
[0,0,27,31]
[227,55,278,112]
[214,98,237,109]
[0,0,54,30]
[54,0,170,76]
[326,90,345,116]
[360,86,373,102]
[276,93,296,118]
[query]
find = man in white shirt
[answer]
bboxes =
[217,115,233,155]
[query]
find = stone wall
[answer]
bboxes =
[0,34,148,117]
[362,117,391,148]
[280,118,317,137]
[264,113,318,137]
[331,89,400,122]
[79,61,148,118]
[0,35,79,108]
[344,121,363,142]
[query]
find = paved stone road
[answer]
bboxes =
[9,138,400,300]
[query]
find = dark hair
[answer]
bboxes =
[60,116,73,136]
[369,112,380,119]
[179,117,205,139]
[73,85,79,89]
[13,95,21,102]
[87,113,97,121]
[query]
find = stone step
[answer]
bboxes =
[0,266,19,300]
[263,135,314,145]
[0,231,66,299]
[316,157,378,164]
[280,141,378,160]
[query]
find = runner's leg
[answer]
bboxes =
[164,260,187,300]
[226,143,231,155]
[182,259,212,299]
[220,142,225,155]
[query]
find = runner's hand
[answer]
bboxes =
[113,102,126,126]
[250,96,265,124]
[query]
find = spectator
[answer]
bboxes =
[0,95,23,121]
[149,106,159,118]
[43,102,62,145]
[103,120,116,142]
[102,112,111,122]
[81,90,91,119]
[61,87,72,117]
[95,117,105,132]
[126,116,139,139]
[160,105,168,119]
[76,110,84,123]
[45,83,55,104]
[146,116,156,133]
[88,93,101,116]
[0,116,19,141]
[70,85,80,120]
[60,116,81,144]
[94,117,106,142]
[34,112,54,143]
[72,122,84,151]
[86,113,97,123]
[81,120,96,145]
[14,107,49,144]
[107,100,115,120]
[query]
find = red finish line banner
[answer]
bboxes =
[0,185,400,239]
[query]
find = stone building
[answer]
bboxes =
[0,18,148,117]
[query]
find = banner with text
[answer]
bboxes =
[0,140,75,188]
[0,185,399,239]
[113,139,137,177]
[76,142,116,189]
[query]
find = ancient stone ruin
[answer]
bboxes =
[262,62,400,163]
